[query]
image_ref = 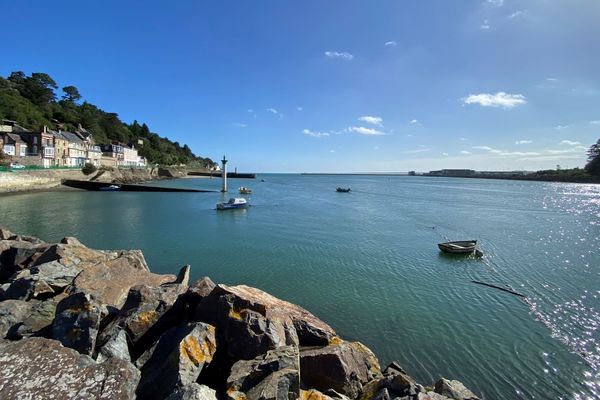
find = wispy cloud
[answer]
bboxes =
[515,140,532,144]
[546,78,558,82]
[459,137,468,141]
[461,150,472,155]
[404,147,431,154]
[486,0,504,6]
[442,152,449,156]
[296,106,303,111]
[590,120,600,125]
[384,41,397,47]
[358,116,383,126]
[232,123,247,128]
[508,10,525,19]
[266,108,278,114]
[329,149,335,153]
[480,19,491,30]
[346,126,386,136]
[560,140,581,146]
[555,125,569,130]
[324,51,354,60]
[472,145,502,154]
[409,119,420,125]
[463,92,526,108]
[302,129,329,138]
[247,109,254,113]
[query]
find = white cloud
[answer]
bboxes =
[555,125,569,130]
[442,153,449,156]
[559,140,581,146]
[472,145,494,151]
[358,116,383,126]
[232,123,247,128]
[486,0,504,6]
[404,147,431,154]
[330,149,336,153]
[384,41,397,47]
[515,140,532,144]
[459,137,468,141]
[346,126,386,136]
[546,78,558,82]
[480,19,491,30]
[266,108,278,114]
[590,120,600,125]
[410,119,419,124]
[508,10,525,19]
[461,150,472,154]
[247,109,254,113]
[302,129,329,138]
[463,92,526,108]
[324,51,354,60]
[296,106,303,111]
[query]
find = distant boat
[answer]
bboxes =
[336,187,351,193]
[217,197,248,210]
[438,240,477,254]
[99,184,120,191]
[239,186,252,194]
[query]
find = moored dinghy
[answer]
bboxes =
[336,187,351,192]
[217,197,249,210]
[438,240,477,254]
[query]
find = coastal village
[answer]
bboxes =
[0,119,147,169]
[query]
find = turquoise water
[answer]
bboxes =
[1,174,599,399]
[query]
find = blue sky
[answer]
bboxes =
[2,0,599,172]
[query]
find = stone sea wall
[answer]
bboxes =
[0,227,480,400]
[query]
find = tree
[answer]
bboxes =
[585,139,600,176]
[61,86,82,102]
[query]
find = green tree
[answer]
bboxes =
[585,139,600,176]
[61,86,82,102]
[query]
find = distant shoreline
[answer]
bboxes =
[301,173,409,176]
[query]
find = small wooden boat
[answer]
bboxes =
[336,187,351,193]
[217,197,248,210]
[438,240,477,254]
[239,186,252,194]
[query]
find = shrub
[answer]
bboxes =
[82,162,97,175]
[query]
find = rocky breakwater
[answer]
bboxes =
[0,228,480,400]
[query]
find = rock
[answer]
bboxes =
[196,284,335,359]
[0,299,35,339]
[300,340,382,399]
[418,392,450,400]
[73,252,176,308]
[0,337,139,399]
[227,346,300,400]
[1,260,80,300]
[98,279,188,357]
[433,378,479,400]
[96,329,131,363]
[52,291,102,355]
[166,383,218,400]
[0,240,45,282]
[13,298,60,338]
[190,276,216,298]
[359,364,422,400]
[136,322,217,400]
[60,236,84,246]
[175,264,191,285]
[0,227,13,240]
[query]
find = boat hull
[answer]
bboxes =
[438,240,477,254]
[216,204,248,210]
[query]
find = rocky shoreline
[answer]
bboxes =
[0,228,479,400]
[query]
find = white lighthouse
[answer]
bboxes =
[221,155,228,192]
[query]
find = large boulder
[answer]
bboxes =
[359,363,422,400]
[196,284,336,360]
[0,337,139,399]
[136,322,217,400]
[1,260,79,300]
[0,299,36,339]
[227,345,300,400]
[97,275,189,358]
[72,251,176,308]
[0,239,46,283]
[52,291,102,355]
[300,340,382,399]
[96,328,131,363]
[433,378,479,400]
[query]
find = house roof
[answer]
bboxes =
[2,132,26,144]
[56,131,83,144]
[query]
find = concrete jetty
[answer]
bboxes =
[62,179,216,192]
